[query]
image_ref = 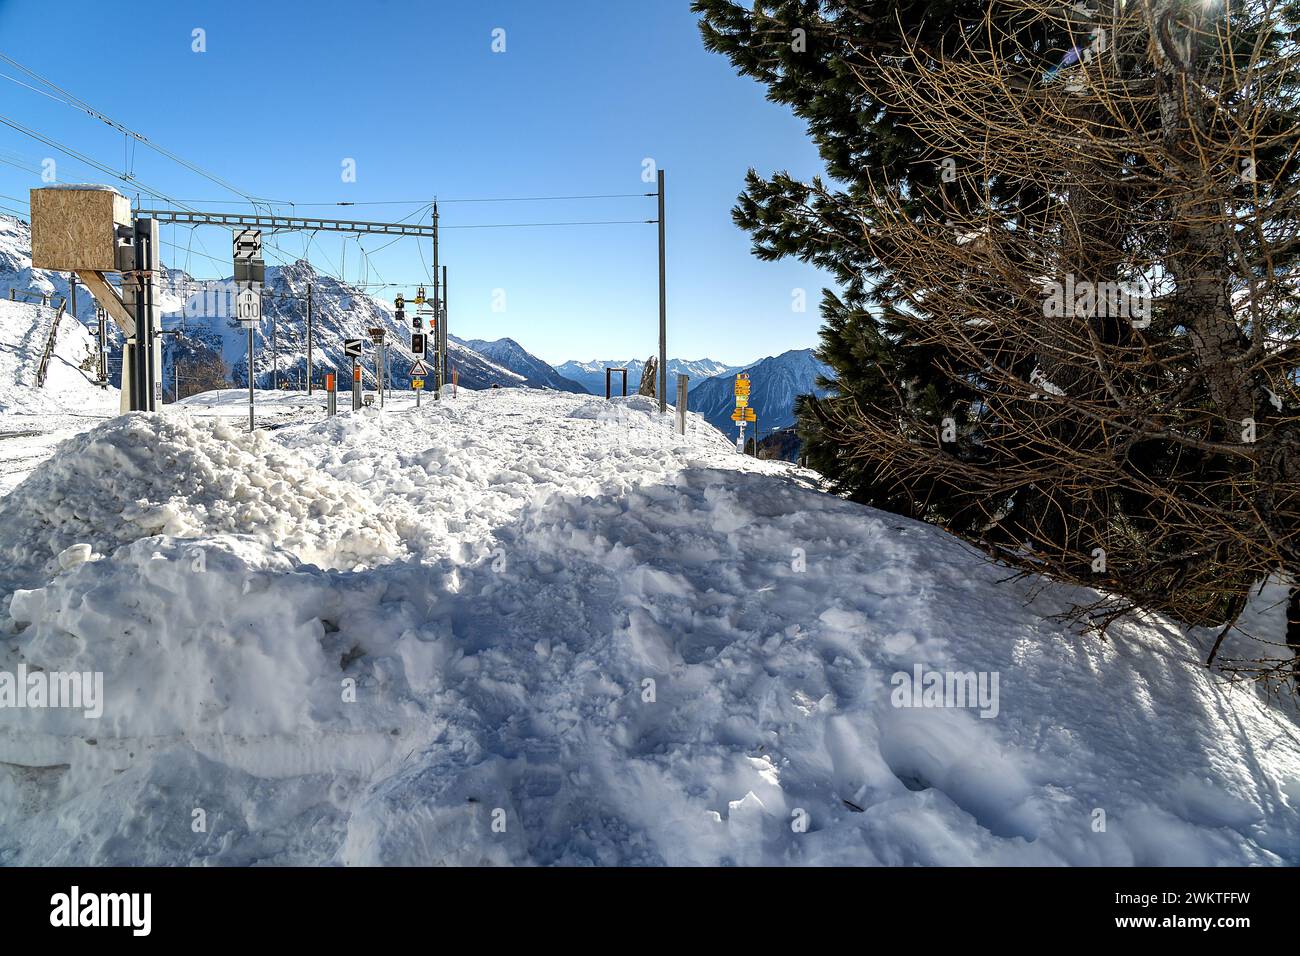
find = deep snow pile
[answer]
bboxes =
[1,388,1298,866]
[0,413,407,592]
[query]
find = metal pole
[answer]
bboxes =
[676,373,688,435]
[247,326,255,432]
[97,307,107,386]
[441,264,448,393]
[69,273,76,319]
[352,362,362,411]
[129,218,160,412]
[272,308,278,390]
[605,368,611,400]
[657,169,667,414]
[432,203,441,400]
[306,282,314,395]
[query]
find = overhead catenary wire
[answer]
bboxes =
[152,192,654,207]
[0,110,193,209]
[0,51,279,206]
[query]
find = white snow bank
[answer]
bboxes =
[0,412,406,591]
[0,299,118,415]
[1,388,1297,866]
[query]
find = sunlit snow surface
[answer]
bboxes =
[0,383,1297,866]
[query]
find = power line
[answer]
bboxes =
[141,192,655,207]
[0,51,277,206]
[441,219,656,229]
[438,192,655,204]
[0,110,192,208]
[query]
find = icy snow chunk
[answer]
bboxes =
[56,543,94,571]
[0,413,406,588]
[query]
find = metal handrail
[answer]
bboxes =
[33,297,67,388]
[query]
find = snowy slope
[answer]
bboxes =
[0,298,118,415]
[557,356,738,396]
[460,336,587,393]
[688,348,832,435]
[0,389,1297,866]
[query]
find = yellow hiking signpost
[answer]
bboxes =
[732,373,754,452]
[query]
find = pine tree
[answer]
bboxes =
[693,0,1050,517]
[699,0,1300,679]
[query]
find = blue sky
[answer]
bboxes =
[0,0,831,366]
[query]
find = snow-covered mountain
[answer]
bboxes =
[0,213,537,395]
[687,348,832,437]
[460,336,587,392]
[556,356,738,396]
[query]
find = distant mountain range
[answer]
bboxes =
[0,212,834,432]
[461,337,586,393]
[555,356,739,397]
[0,214,575,395]
[687,348,832,437]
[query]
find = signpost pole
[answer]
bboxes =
[352,362,362,411]
[306,283,314,395]
[247,327,255,432]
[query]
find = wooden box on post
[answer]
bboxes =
[28,186,131,272]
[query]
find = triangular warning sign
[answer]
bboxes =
[410,359,430,376]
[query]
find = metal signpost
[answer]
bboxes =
[237,287,261,432]
[732,373,755,452]
[234,229,265,432]
[410,358,430,408]
[368,327,386,407]
[344,339,363,412]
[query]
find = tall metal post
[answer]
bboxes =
[69,273,76,319]
[657,169,667,413]
[352,362,362,411]
[441,264,448,393]
[676,373,688,435]
[272,307,279,390]
[432,201,441,400]
[306,282,314,394]
[128,218,160,412]
[247,327,255,432]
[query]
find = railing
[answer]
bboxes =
[32,295,68,388]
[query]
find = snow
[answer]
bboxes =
[0,412,406,594]
[0,386,1298,866]
[0,298,120,495]
[0,298,118,415]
